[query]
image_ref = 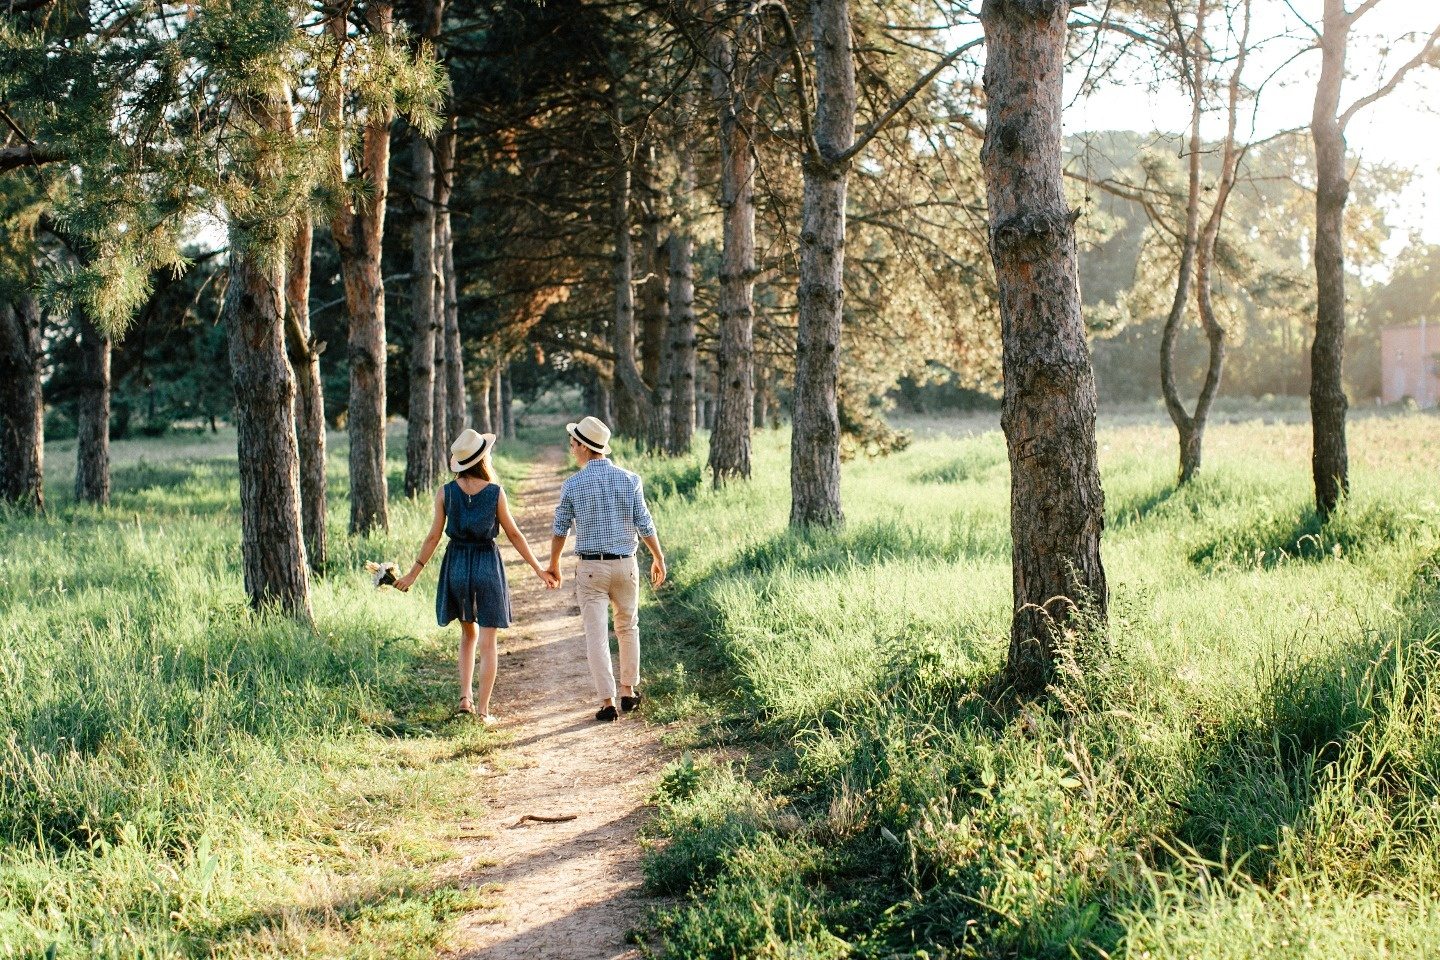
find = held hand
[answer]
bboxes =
[650,556,667,589]
[394,572,415,593]
[536,568,559,589]
[546,565,563,589]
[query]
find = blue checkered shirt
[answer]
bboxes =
[552,458,657,556]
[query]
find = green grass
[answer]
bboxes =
[0,427,524,958]
[630,411,1440,959]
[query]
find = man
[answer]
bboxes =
[548,416,667,721]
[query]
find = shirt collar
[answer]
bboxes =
[584,457,611,468]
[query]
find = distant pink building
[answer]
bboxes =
[1381,322,1438,407]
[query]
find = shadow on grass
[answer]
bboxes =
[1189,498,1423,570]
[1107,482,1177,531]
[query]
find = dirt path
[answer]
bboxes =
[448,451,669,960]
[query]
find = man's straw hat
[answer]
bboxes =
[566,416,612,455]
[449,428,496,473]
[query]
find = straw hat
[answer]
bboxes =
[566,415,612,455]
[449,428,496,473]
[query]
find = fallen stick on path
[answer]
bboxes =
[513,813,578,826]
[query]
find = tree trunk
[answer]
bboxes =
[225,223,312,620]
[667,227,697,454]
[475,368,493,433]
[981,0,1107,694]
[501,365,515,439]
[74,311,111,506]
[708,7,759,483]
[1311,0,1351,519]
[789,0,855,529]
[1184,1,1249,485]
[490,362,504,441]
[1160,0,1206,485]
[285,213,328,573]
[330,2,394,535]
[437,114,466,442]
[0,296,44,510]
[609,112,653,439]
[405,129,439,496]
[636,141,673,452]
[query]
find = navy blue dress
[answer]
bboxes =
[435,481,512,628]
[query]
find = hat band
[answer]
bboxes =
[455,440,488,467]
[573,426,606,451]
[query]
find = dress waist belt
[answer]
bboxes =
[450,537,496,547]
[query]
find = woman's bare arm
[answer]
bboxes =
[497,489,557,586]
[396,488,446,592]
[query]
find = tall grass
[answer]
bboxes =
[632,412,1440,959]
[0,427,521,958]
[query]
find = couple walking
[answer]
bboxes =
[394,416,667,724]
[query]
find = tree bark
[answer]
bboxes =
[74,311,111,506]
[437,114,466,442]
[1311,0,1351,519]
[1159,0,1207,485]
[285,213,328,573]
[0,296,44,511]
[667,226,697,454]
[980,0,1107,694]
[330,1,394,535]
[789,0,855,529]
[637,142,672,452]
[490,362,504,441]
[475,368,493,433]
[609,111,653,438]
[225,162,313,620]
[708,4,759,483]
[501,365,515,439]
[405,129,439,496]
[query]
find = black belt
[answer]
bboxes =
[579,552,633,560]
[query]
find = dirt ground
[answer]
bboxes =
[447,451,670,960]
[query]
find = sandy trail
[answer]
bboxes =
[448,450,669,960]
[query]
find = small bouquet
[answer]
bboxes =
[366,561,400,588]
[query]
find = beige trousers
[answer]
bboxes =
[575,557,640,702]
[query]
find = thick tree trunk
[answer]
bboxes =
[225,229,313,620]
[330,2,394,535]
[432,326,447,468]
[667,228,697,454]
[981,0,1107,694]
[74,311,111,506]
[0,296,44,510]
[610,117,653,438]
[405,130,439,496]
[708,9,758,483]
[1311,0,1350,519]
[789,0,855,529]
[437,115,466,442]
[285,214,328,572]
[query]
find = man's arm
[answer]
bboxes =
[550,483,575,582]
[632,476,665,587]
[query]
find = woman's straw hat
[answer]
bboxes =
[566,416,612,455]
[449,428,496,473]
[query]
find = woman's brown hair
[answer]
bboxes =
[458,456,494,482]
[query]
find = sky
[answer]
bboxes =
[1060,2,1440,255]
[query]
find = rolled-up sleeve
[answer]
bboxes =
[631,475,656,538]
[553,482,576,537]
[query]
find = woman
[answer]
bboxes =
[395,429,556,722]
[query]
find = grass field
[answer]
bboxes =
[629,410,1440,959]
[0,427,534,959]
[5,410,1439,958]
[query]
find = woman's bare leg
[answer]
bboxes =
[475,627,499,716]
[458,621,479,710]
